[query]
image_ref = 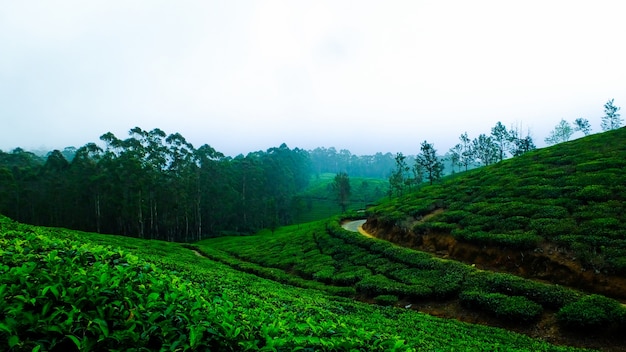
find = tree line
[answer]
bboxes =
[0,127,311,242]
[544,99,622,145]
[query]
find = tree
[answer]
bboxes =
[447,144,463,173]
[490,121,510,162]
[459,132,474,171]
[573,118,592,136]
[601,99,622,131]
[389,153,409,197]
[332,172,351,213]
[416,141,443,185]
[509,123,536,156]
[472,134,498,166]
[545,119,574,145]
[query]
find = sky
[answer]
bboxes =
[1,0,625,157]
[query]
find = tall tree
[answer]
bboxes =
[389,152,409,196]
[472,134,498,166]
[332,172,351,213]
[601,99,622,131]
[545,119,574,145]
[509,124,536,156]
[447,144,463,173]
[573,118,592,136]
[416,141,443,185]
[490,121,510,162]
[459,132,474,171]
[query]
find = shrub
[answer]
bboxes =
[374,295,398,306]
[464,271,579,309]
[576,185,613,202]
[557,294,626,331]
[459,291,543,322]
[451,230,540,250]
[530,218,576,238]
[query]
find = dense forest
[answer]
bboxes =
[0,128,312,241]
[5,109,619,243]
[0,127,417,242]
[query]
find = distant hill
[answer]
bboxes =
[365,127,626,296]
[292,173,388,223]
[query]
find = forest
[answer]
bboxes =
[0,119,540,243]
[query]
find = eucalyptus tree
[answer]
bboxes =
[69,143,103,232]
[0,167,17,220]
[40,150,70,227]
[574,118,592,136]
[389,152,409,197]
[194,144,226,238]
[544,119,574,145]
[416,141,443,185]
[459,132,474,171]
[447,144,463,173]
[508,125,536,157]
[490,122,510,162]
[601,99,622,131]
[472,134,498,166]
[332,172,351,212]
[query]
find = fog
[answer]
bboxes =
[1,1,624,156]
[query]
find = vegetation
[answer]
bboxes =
[0,128,312,241]
[292,173,387,223]
[2,113,626,350]
[545,119,574,145]
[368,127,626,275]
[601,99,622,131]
[415,140,444,185]
[332,172,351,213]
[193,216,626,343]
[0,215,592,351]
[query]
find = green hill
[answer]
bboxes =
[293,173,388,223]
[3,128,626,351]
[364,127,626,297]
[0,215,595,351]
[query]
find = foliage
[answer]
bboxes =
[472,134,499,166]
[368,127,626,274]
[557,294,626,331]
[545,119,574,145]
[601,98,622,131]
[0,215,588,351]
[332,172,351,213]
[491,121,511,162]
[374,295,398,306]
[0,128,312,240]
[573,118,592,136]
[460,291,543,322]
[415,140,444,185]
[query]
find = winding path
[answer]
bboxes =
[341,219,374,238]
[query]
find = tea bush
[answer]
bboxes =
[557,294,626,331]
[460,291,543,322]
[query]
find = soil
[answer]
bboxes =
[353,214,626,352]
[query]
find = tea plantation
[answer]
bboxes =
[0,215,597,351]
[368,127,626,275]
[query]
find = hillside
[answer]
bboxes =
[0,215,595,351]
[293,173,388,223]
[364,127,626,299]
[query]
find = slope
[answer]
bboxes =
[365,127,626,297]
[0,215,592,351]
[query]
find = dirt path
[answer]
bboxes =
[341,219,374,238]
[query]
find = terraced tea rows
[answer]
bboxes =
[0,215,595,351]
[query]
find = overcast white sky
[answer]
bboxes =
[1,0,624,157]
